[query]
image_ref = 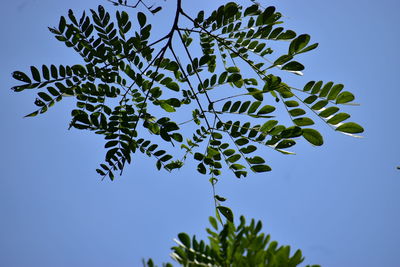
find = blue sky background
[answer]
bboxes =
[0,0,399,266]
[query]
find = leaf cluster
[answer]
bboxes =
[144,215,320,267]
[12,1,363,181]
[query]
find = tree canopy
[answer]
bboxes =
[11,0,363,183]
[11,0,364,266]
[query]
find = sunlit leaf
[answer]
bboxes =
[302,128,323,146]
[257,105,275,115]
[281,61,304,71]
[251,165,271,173]
[336,122,364,133]
[160,102,176,112]
[293,117,314,126]
[289,34,310,55]
[336,91,355,104]
[327,113,350,125]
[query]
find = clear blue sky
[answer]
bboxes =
[1,0,399,266]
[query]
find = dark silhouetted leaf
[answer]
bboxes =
[217,206,233,222]
[137,12,146,27]
[12,71,31,84]
[30,66,41,82]
[151,6,162,14]
[178,233,191,248]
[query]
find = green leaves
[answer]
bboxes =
[218,100,275,120]
[290,79,362,137]
[13,3,360,266]
[12,2,363,181]
[152,213,317,267]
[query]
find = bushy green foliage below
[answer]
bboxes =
[144,216,320,267]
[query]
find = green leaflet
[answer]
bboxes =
[246,156,265,164]
[302,128,323,146]
[12,71,31,84]
[227,154,241,163]
[257,105,275,115]
[248,101,261,113]
[260,120,278,133]
[293,117,314,126]
[281,61,304,71]
[328,84,344,100]
[311,81,323,94]
[274,55,293,66]
[289,108,305,117]
[336,122,364,134]
[311,100,328,110]
[251,165,271,173]
[319,107,339,118]
[284,100,299,107]
[30,66,41,82]
[230,101,241,112]
[177,232,191,248]
[289,34,310,55]
[327,113,350,125]
[160,102,176,112]
[222,101,232,112]
[240,145,257,154]
[137,12,146,28]
[216,206,233,222]
[275,140,296,149]
[336,91,355,104]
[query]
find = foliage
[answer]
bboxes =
[11,0,364,265]
[144,215,320,267]
[11,0,363,182]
